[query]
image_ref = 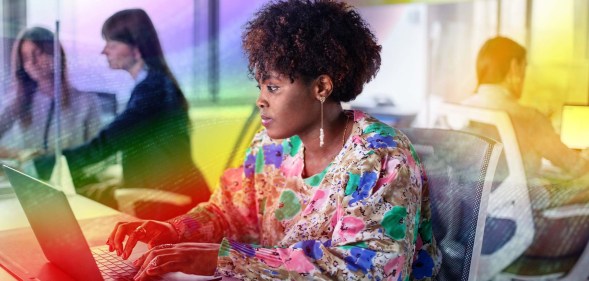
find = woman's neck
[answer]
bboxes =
[128,60,146,80]
[300,105,351,176]
[36,79,54,96]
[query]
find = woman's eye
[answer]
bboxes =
[267,85,279,92]
[256,84,261,90]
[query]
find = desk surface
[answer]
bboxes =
[0,194,229,281]
[0,194,121,281]
[0,194,120,231]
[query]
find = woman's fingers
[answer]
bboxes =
[115,222,150,256]
[107,220,172,259]
[134,249,173,280]
[132,243,219,280]
[107,221,131,253]
[138,254,182,280]
[145,259,182,277]
[122,222,150,259]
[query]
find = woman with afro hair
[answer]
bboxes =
[107,1,440,280]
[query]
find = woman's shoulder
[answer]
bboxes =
[138,69,174,88]
[134,70,182,99]
[351,110,414,153]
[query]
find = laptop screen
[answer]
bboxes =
[2,165,104,281]
[561,105,589,150]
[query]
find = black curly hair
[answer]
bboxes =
[242,0,382,102]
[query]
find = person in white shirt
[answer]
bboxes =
[463,36,589,259]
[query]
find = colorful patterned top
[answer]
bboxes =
[169,110,440,280]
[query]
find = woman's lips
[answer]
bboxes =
[260,115,272,126]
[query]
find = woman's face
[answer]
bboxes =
[256,71,321,140]
[101,40,139,71]
[20,40,53,82]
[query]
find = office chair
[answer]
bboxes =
[403,128,502,281]
[436,103,589,281]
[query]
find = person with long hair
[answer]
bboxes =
[34,9,210,220]
[106,1,440,280]
[0,27,101,159]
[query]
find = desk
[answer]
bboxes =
[0,194,233,281]
[0,194,120,231]
[0,194,123,280]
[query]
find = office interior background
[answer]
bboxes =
[1,0,586,187]
[1,0,589,280]
[1,0,588,185]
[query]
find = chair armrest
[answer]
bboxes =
[542,203,589,219]
[114,188,192,216]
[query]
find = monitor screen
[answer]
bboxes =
[560,105,589,150]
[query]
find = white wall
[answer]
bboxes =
[352,4,428,116]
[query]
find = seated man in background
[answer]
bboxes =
[463,36,589,259]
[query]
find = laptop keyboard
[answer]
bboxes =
[92,246,137,281]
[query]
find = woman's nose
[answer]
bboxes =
[256,94,267,109]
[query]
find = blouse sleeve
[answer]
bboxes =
[215,133,440,280]
[167,134,265,244]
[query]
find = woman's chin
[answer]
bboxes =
[266,130,292,140]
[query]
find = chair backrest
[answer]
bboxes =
[435,103,535,280]
[402,128,502,281]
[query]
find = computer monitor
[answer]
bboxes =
[560,105,589,150]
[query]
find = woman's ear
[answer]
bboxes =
[314,74,333,100]
[133,47,143,61]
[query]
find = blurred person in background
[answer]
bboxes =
[463,36,589,259]
[34,9,210,220]
[0,27,101,162]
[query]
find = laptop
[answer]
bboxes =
[0,152,72,198]
[560,105,589,150]
[2,165,142,281]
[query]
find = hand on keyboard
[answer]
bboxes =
[106,220,180,260]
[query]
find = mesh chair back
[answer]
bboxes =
[403,128,502,281]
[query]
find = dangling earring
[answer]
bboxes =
[319,96,325,147]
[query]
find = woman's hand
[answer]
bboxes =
[106,220,180,260]
[132,242,220,280]
[16,149,41,162]
[0,147,19,159]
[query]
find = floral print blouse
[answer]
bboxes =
[169,110,440,280]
